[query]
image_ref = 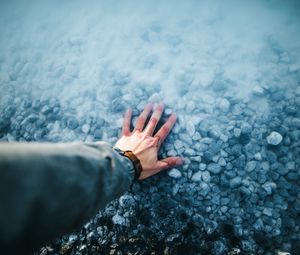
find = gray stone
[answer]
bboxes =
[246,161,257,172]
[233,128,241,137]
[199,163,206,170]
[191,171,202,182]
[112,214,126,225]
[218,157,226,166]
[218,98,230,112]
[168,168,182,179]
[267,131,283,145]
[263,208,273,217]
[207,163,221,174]
[202,171,211,183]
[82,124,90,134]
[254,152,262,161]
[241,122,252,134]
[213,240,226,255]
[230,177,242,188]
[186,120,195,137]
[119,194,135,207]
[262,182,277,195]
[199,182,210,196]
[174,140,183,150]
[67,118,79,129]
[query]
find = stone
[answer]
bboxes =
[119,194,135,207]
[168,168,182,179]
[233,128,241,137]
[267,131,283,145]
[218,157,226,166]
[253,85,264,95]
[207,163,221,174]
[230,177,242,188]
[199,182,210,196]
[254,152,262,161]
[213,240,226,255]
[246,161,257,172]
[82,124,90,134]
[199,163,206,170]
[174,140,183,150]
[67,118,79,129]
[218,98,230,112]
[262,182,277,195]
[191,171,202,182]
[241,122,252,134]
[263,208,273,217]
[202,171,211,183]
[186,120,195,137]
[112,214,126,226]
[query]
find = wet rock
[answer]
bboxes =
[168,168,182,179]
[112,214,126,226]
[119,194,135,207]
[67,118,79,129]
[186,120,195,137]
[267,131,283,145]
[191,171,202,182]
[262,182,277,195]
[207,163,221,174]
[230,177,242,188]
[246,161,257,172]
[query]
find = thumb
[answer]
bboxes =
[155,156,183,171]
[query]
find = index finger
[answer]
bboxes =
[121,108,132,136]
[154,113,177,147]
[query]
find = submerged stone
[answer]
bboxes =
[267,131,283,145]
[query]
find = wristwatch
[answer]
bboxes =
[113,147,143,180]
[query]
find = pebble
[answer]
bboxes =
[218,98,230,112]
[186,120,196,137]
[267,131,283,145]
[119,194,135,207]
[168,168,182,179]
[202,171,211,183]
[199,182,210,196]
[246,161,257,172]
[262,182,277,195]
[112,214,126,226]
[207,163,221,174]
[230,177,242,188]
[82,124,90,134]
[191,171,202,182]
[174,140,183,150]
[233,128,241,137]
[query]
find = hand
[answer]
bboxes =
[114,102,183,180]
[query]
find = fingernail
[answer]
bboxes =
[176,158,183,164]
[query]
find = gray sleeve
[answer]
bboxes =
[0,141,135,254]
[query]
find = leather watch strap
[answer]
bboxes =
[113,147,143,180]
[123,150,143,180]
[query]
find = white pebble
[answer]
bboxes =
[267,131,283,146]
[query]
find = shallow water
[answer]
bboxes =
[0,0,300,254]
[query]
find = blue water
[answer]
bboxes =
[0,0,300,254]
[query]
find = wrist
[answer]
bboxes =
[113,147,143,180]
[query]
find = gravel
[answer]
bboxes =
[0,1,299,254]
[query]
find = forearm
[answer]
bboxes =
[0,141,134,254]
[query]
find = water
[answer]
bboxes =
[0,0,300,254]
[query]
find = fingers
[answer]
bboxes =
[121,108,132,136]
[144,103,164,136]
[154,113,177,147]
[155,156,183,172]
[133,103,153,132]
